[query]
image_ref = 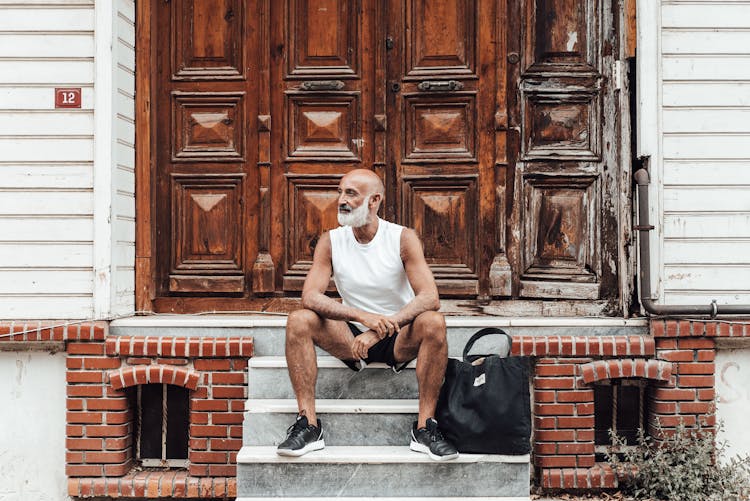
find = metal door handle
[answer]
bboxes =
[417,80,464,92]
[300,80,345,91]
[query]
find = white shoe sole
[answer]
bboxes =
[276,439,325,457]
[410,441,459,461]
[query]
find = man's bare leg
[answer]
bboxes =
[285,309,357,424]
[392,310,448,428]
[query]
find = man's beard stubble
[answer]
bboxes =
[337,195,370,227]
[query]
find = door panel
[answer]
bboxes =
[154,0,257,297]
[406,0,475,76]
[272,0,376,291]
[170,175,246,293]
[286,94,361,159]
[402,178,478,295]
[404,95,476,161]
[508,0,620,302]
[172,0,245,79]
[172,92,245,161]
[526,0,597,71]
[288,0,359,76]
[387,0,496,297]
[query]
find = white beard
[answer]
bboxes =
[338,196,370,227]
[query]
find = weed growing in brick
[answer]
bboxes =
[606,420,750,501]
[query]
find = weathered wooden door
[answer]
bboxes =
[147,0,624,312]
[506,0,622,307]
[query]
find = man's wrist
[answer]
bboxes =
[349,309,364,324]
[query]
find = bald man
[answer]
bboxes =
[277,169,458,461]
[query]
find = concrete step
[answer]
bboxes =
[248,356,419,400]
[236,446,530,498]
[110,315,648,358]
[236,496,531,501]
[243,399,417,446]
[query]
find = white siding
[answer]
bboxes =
[0,1,95,319]
[112,0,136,315]
[639,1,750,307]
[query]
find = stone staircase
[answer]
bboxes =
[236,323,531,500]
[110,315,649,500]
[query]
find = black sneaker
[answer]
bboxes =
[410,418,459,461]
[276,415,325,457]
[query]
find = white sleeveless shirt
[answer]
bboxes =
[329,218,415,329]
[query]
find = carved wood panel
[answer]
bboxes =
[172,0,245,79]
[405,0,476,77]
[404,95,476,161]
[522,176,597,277]
[170,175,245,292]
[402,178,478,276]
[288,0,359,76]
[172,92,245,162]
[522,90,599,160]
[524,0,597,72]
[286,94,360,159]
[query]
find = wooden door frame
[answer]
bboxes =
[135,0,156,312]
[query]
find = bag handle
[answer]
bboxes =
[463,327,513,362]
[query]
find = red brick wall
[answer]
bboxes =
[532,320,748,492]
[6,318,747,497]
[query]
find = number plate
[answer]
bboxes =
[55,88,82,109]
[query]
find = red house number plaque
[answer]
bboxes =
[55,88,82,109]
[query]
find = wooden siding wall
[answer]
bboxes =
[0,1,96,318]
[0,0,136,319]
[112,0,136,315]
[649,1,750,305]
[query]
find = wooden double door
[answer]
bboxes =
[148,0,624,313]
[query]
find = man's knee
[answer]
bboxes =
[286,309,321,339]
[414,311,447,344]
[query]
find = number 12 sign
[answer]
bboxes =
[55,88,82,109]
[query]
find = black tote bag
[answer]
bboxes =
[435,327,531,454]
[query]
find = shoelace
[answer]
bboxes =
[286,420,308,438]
[429,427,446,442]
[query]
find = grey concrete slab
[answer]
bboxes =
[237,446,530,498]
[249,361,419,400]
[243,410,415,446]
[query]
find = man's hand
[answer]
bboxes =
[351,330,381,360]
[358,312,400,339]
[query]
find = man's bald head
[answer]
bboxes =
[341,169,384,199]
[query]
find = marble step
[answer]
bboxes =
[236,446,530,498]
[243,399,418,446]
[248,356,419,400]
[110,315,647,358]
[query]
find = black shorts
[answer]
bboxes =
[344,322,411,373]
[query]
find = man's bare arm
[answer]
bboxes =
[389,228,441,327]
[300,232,361,321]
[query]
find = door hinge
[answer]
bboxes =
[613,60,623,91]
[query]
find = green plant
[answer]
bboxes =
[606,420,750,501]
